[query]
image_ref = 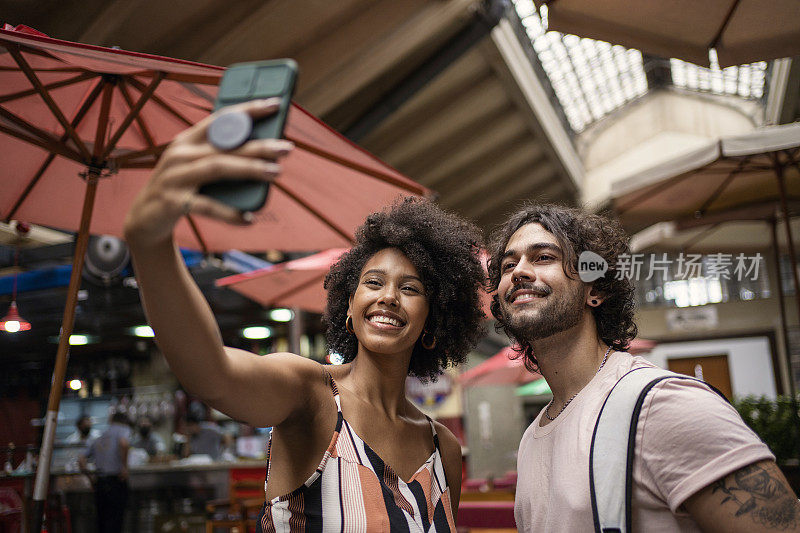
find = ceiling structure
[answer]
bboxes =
[1,0,798,361]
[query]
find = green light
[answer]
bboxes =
[69,335,89,345]
[133,325,155,337]
[269,308,294,322]
[242,326,272,339]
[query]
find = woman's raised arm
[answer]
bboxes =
[124,99,323,428]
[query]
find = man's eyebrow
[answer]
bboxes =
[502,242,562,260]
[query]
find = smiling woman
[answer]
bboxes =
[325,197,486,380]
[126,118,486,530]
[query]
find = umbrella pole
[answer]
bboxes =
[31,171,99,533]
[771,218,795,395]
[776,165,800,400]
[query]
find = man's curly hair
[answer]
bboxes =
[324,197,486,381]
[487,203,637,371]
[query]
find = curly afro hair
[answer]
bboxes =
[324,197,486,381]
[487,203,637,372]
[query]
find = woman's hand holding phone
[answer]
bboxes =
[123,98,293,249]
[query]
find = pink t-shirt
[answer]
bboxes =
[514,351,774,532]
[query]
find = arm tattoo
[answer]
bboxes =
[712,463,800,530]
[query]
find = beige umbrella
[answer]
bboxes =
[534,0,800,67]
[614,123,800,399]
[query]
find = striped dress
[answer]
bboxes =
[257,378,456,532]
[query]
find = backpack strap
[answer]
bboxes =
[589,367,727,533]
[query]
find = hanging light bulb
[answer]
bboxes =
[0,301,30,332]
[1,245,31,333]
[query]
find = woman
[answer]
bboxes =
[124,99,486,531]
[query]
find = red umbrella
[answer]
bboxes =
[216,248,348,314]
[219,248,495,316]
[459,339,657,387]
[0,25,428,252]
[0,25,427,527]
[459,347,540,387]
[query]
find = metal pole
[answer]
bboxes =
[770,218,794,395]
[776,164,800,399]
[31,171,99,533]
[289,307,303,355]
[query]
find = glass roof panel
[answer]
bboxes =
[512,0,769,133]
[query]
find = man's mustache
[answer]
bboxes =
[504,282,552,303]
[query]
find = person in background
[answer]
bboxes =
[65,415,100,445]
[131,415,166,458]
[79,411,132,533]
[181,406,224,460]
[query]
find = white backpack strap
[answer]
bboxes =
[589,367,678,533]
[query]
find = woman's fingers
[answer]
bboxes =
[179,98,283,145]
[162,138,293,169]
[179,154,281,186]
[183,193,254,226]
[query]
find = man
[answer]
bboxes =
[131,416,166,458]
[487,203,800,532]
[80,411,131,533]
[180,402,224,460]
[65,415,101,445]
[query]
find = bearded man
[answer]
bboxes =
[487,203,800,532]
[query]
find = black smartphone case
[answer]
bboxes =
[198,59,298,212]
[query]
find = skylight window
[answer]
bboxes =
[511,0,769,133]
[670,59,767,99]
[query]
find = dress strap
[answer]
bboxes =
[425,415,440,450]
[324,369,342,412]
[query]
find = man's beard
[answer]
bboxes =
[501,281,584,342]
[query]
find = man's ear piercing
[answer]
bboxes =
[591,299,598,306]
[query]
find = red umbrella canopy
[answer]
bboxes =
[219,247,496,316]
[459,339,656,387]
[0,25,429,252]
[216,248,348,314]
[459,347,540,387]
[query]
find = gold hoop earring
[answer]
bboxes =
[421,330,437,350]
[345,315,355,335]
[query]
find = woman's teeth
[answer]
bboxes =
[369,315,403,327]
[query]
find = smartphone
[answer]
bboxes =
[198,59,298,212]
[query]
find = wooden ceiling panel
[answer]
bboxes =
[439,138,545,205]
[415,112,530,188]
[359,47,492,153]
[464,164,559,220]
[375,77,510,168]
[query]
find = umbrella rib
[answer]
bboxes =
[616,169,699,214]
[127,77,193,126]
[116,79,156,150]
[0,71,95,104]
[695,156,751,215]
[185,215,209,254]
[272,181,354,243]
[0,105,82,160]
[8,47,91,161]
[4,78,106,222]
[101,73,164,160]
[710,0,741,50]
[92,80,116,160]
[111,146,166,168]
[0,121,81,162]
[284,136,426,195]
[264,271,329,308]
